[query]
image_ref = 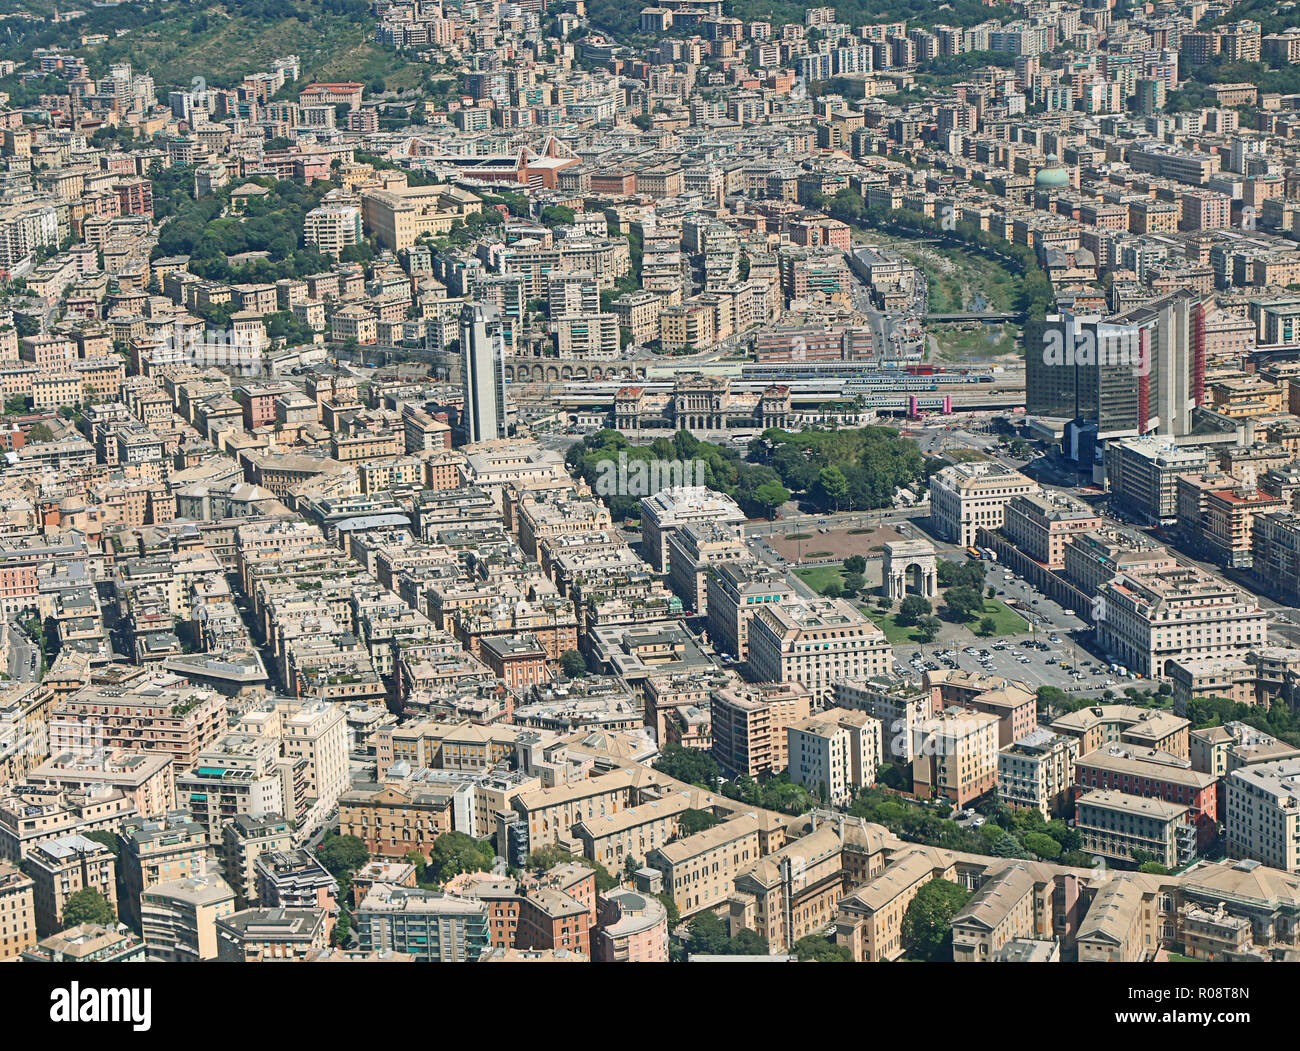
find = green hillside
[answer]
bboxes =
[1,0,425,93]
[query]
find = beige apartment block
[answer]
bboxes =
[1225,758,1300,871]
[1097,566,1267,678]
[711,681,813,778]
[748,598,890,703]
[729,824,846,954]
[505,767,640,853]
[573,790,702,875]
[120,811,209,928]
[951,863,1050,962]
[215,907,329,961]
[1050,704,1190,761]
[48,676,227,769]
[1075,877,1157,962]
[360,184,483,251]
[645,813,761,918]
[304,204,361,257]
[221,813,294,905]
[910,708,1000,807]
[998,728,1078,818]
[1075,789,1191,869]
[786,707,882,805]
[0,862,35,960]
[705,561,796,664]
[930,461,1038,548]
[835,848,954,962]
[0,783,137,863]
[1002,491,1102,569]
[141,874,237,961]
[27,748,175,821]
[23,834,118,936]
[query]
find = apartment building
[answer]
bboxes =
[0,682,49,789]
[613,290,663,344]
[516,491,613,559]
[730,824,847,954]
[22,834,118,937]
[355,885,489,961]
[0,783,136,863]
[910,708,1000,807]
[497,237,630,299]
[951,863,1048,963]
[1103,438,1209,523]
[1050,704,1190,760]
[1074,876,1154,962]
[1129,145,1220,186]
[1190,719,1300,778]
[22,922,148,963]
[1075,789,1193,869]
[1225,759,1300,872]
[1076,745,1219,849]
[221,813,294,905]
[1097,565,1268,678]
[120,811,210,928]
[711,681,813,778]
[1002,491,1102,569]
[0,862,35,960]
[955,683,1038,748]
[255,849,339,927]
[141,874,237,961]
[175,734,304,836]
[748,598,890,703]
[48,677,226,769]
[786,707,882,805]
[997,728,1078,818]
[666,520,748,618]
[215,907,330,961]
[338,780,455,858]
[645,813,762,918]
[642,668,737,743]
[554,314,620,358]
[303,204,362,257]
[480,635,550,692]
[26,748,175,821]
[572,793,695,875]
[277,699,350,816]
[1252,511,1300,605]
[705,560,795,663]
[503,767,639,854]
[833,678,940,762]
[463,864,596,957]
[930,461,1038,548]
[834,848,948,962]
[639,486,746,574]
[330,304,378,345]
[1179,479,1281,570]
[378,719,521,777]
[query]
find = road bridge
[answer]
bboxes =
[926,311,1024,323]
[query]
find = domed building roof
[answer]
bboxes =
[1036,154,1069,189]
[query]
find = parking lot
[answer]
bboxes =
[892,559,1137,696]
[894,637,1128,695]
